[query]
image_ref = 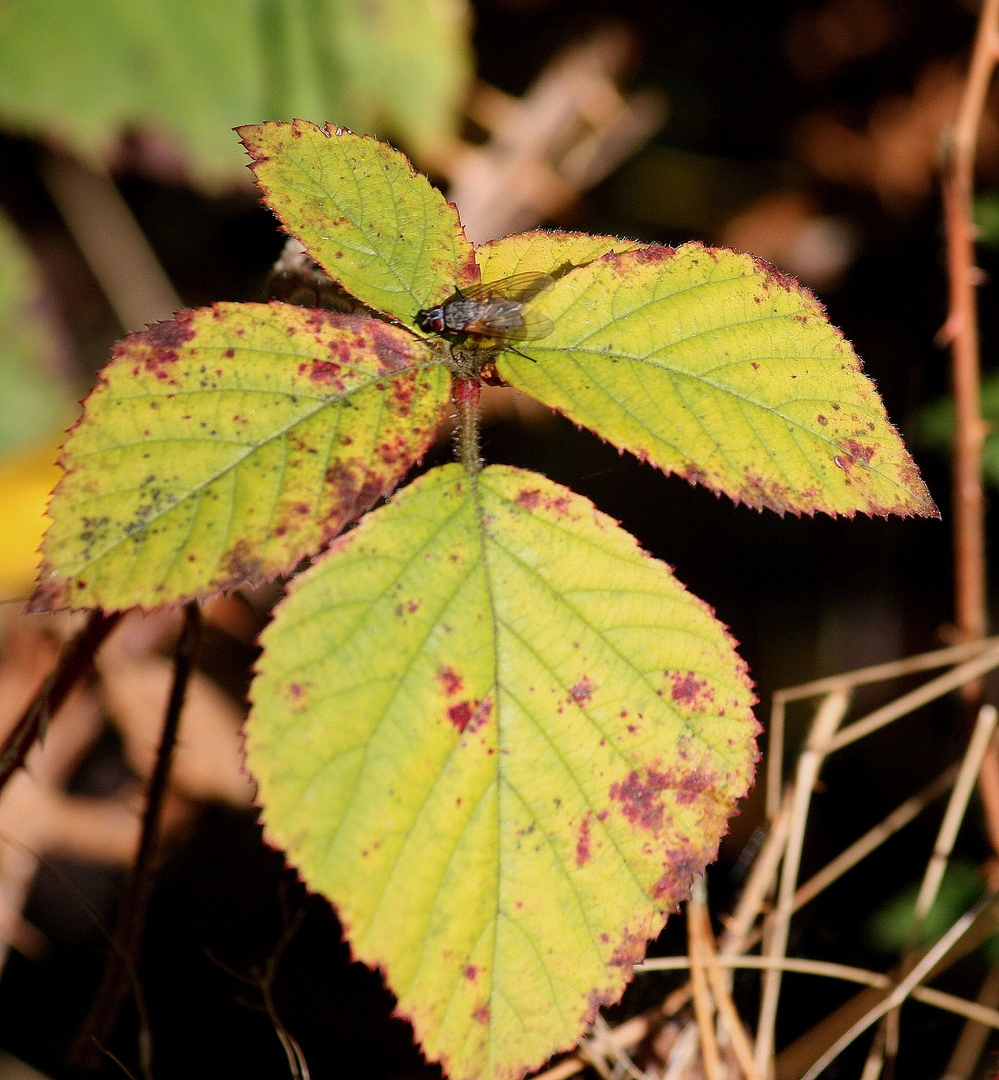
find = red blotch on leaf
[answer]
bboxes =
[472,1004,490,1025]
[576,812,593,867]
[138,313,196,355]
[609,769,669,833]
[449,695,493,735]
[218,538,265,589]
[609,927,648,968]
[837,438,876,467]
[653,848,704,906]
[124,313,196,382]
[750,253,804,295]
[436,666,463,696]
[669,671,715,712]
[449,701,474,732]
[299,358,345,387]
[514,486,571,516]
[570,677,594,705]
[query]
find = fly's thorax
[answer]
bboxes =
[440,299,483,333]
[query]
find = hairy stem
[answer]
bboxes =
[453,375,483,476]
[71,602,202,1075]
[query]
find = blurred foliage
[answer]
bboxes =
[602,145,795,237]
[0,214,73,457]
[0,215,73,601]
[866,859,988,953]
[975,189,999,247]
[916,368,999,489]
[0,0,472,185]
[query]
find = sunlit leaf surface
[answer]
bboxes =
[491,242,937,518]
[248,462,757,1080]
[241,122,478,323]
[33,303,448,611]
[476,230,644,281]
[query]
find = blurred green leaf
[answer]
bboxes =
[974,191,999,248]
[0,213,72,457]
[915,371,999,489]
[0,0,471,184]
[866,860,985,953]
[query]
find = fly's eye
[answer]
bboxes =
[417,308,446,333]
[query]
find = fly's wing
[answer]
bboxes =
[462,272,555,340]
[462,299,554,340]
[462,272,555,304]
[490,305,555,341]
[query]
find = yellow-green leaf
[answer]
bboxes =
[476,230,645,281]
[0,0,471,184]
[247,462,757,1080]
[495,242,937,518]
[32,303,448,612]
[240,121,478,323]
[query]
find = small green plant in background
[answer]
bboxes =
[30,121,937,1080]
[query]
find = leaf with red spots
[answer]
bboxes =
[32,303,448,611]
[492,242,937,519]
[239,121,479,326]
[475,229,646,281]
[247,462,757,1080]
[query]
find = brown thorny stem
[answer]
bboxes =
[0,609,122,796]
[943,0,999,858]
[71,602,202,1075]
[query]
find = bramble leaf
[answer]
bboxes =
[32,303,448,612]
[240,121,478,323]
[247,462,757,1080]
[491,242,937,519]
[476,230,644,281]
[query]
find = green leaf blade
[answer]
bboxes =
[476,229,646,281]
[248,462,757,1080]
[239,121,478,322]
[497,242,937,519]
[32,303,448,612]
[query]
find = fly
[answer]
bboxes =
[416,272,555,343]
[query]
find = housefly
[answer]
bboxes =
[416,272,555,343]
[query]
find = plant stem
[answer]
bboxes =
[941,0,999,851]
[0,610,121,795]
[453,375,483,475]
[945,0,999,655]
[71,602,202,1076]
